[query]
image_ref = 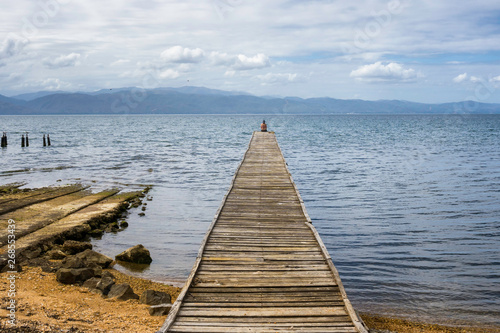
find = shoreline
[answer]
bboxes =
[1,265,499,333]
[1,184,499,332]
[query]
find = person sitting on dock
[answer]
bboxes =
[261,120,267,132]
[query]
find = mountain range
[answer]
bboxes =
[1,86,499,115]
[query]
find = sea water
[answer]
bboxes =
[1,114,499,326]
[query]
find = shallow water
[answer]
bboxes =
[1,114,499,326]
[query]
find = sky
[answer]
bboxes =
[1,0,500,103]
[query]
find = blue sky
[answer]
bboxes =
[0,0,500,103]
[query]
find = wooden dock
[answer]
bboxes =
[159,131,368,333]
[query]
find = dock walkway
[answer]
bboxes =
[159,132,367,333]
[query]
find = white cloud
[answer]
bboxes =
[350,62,421,83]
[470,76,481,83]
[453,73,468,83]
[255,72,301,85]
[160,46,205,63]
[233,53,270,70]
[41,78,65,90]
[0,36,27,60]
[490,75,500,82]
[43,53,81,69]
[14,78,75,91]
[209,51,270,71]
[158,69,180,79]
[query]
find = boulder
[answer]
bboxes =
[96,276,115,295]
[105,222,119,233]
[62,240,92,255]
[90,263,103,277]
[140,290,171,305]
[46,249,67,260]
[101,271,115,280]
[24,248,42,259]
[61,256,86,269]
[83,277,100,289]
[89,229,104,237]
[25,257,59,272]
[75,249,113,268]
[56,268,94,284]
[115,245,152,264]
[107,283,139,301]
[148,304,172,316]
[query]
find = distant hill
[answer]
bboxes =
[1,87,500,115]
[0,93,33,114]
[11,91,67,101]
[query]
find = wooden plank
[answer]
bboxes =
[173,316,351,323]
[177,306,348,317]
[169,325,357,333]
[158,132,367,333]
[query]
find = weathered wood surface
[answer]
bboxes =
[159,132,367,333]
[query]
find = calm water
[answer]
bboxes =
[1,114,499,327]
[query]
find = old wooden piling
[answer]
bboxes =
[158,131,367,333]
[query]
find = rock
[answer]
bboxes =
[62,240,92,255]
[56,268,94,284]
[105,222,119,233]
[115,244,152,265]
[107,284,139,301]
[61,256,86,269]
[25,257,50,267]
[41,264,58,273]
[140,290,171,305]
[89,229,104,237]
[90,264,103,277]
[46,249,67,260]
[83,277,100,289]
[24,248,42,259]
[120,221,129,228]
[101,271,115,280]
[25,257,59,272]
[96,276,115,295]
[148,304,172,316]
[75,249,113,268]
[138,212,145,217]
